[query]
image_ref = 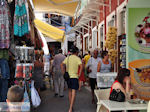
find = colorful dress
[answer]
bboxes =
[0,0,10,48]
[14,0,29,37]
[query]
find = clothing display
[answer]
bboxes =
[15,46,34,61]
[0,49,9,60]
[0,59,10,79]
[15,63,33,79]
[0,78,8,102]
[0,0,10,49]
[0,0,35,105]
[14,0,29,37]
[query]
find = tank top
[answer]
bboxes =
[110,80,119,95]
[99,59,111,73]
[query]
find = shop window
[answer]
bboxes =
[85,37,88,51]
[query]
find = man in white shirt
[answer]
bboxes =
[86,49,100,104]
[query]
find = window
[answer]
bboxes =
[120,11,125,34]
[108,19,114,27]
[100,25,104,50]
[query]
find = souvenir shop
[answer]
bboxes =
[0,0,43,108]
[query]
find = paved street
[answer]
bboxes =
[34,87,96,112]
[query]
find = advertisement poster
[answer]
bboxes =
[127,7,150,100]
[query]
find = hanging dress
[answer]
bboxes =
[14,0,29,37]
[0,0,10,48]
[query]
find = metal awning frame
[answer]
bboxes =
[69,0,111,36]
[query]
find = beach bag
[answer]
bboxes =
[109,89,125,102]
[31,81,41,107]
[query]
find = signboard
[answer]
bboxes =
[127,0,150,100]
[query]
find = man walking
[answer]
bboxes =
[61,46,82,112]
[86,49,100,104]
[52,49,66,97]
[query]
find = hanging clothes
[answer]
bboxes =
[14,0,29,37]
[0,0,10,49]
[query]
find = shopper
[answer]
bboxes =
[84,50,91,66]
[78,58,86,91]
[33,54,44,94]
[86,49,100,104]
[61,46,82,112]
[6,85,24,112]
[110,68,130,97]
[52,49,66,97]
[97,50,112,73]
[84,50,91,85]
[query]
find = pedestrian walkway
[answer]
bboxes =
[34,87,96,112]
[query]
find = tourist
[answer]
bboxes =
[52,49,66,97]
[86,49,100,104]
[61,46,82,112]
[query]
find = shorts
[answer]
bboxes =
[67,78,79,90]
[89,78,97,91]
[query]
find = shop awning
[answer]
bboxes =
[32,0,79,17]
[34,19,65,42]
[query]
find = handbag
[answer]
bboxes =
[109,89,125,102]
[64,56,70,81]
[64,72,70,81]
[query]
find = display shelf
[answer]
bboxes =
[117,34,126,71]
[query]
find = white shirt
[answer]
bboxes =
[87,57,100,78]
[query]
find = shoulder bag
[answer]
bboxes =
[64,56,70,81]
[109,89,125,102]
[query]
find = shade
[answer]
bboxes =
[33,0,79,17]
[34,19,65,42]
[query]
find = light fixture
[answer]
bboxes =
[112,15,116,20]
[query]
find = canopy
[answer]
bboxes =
[33,0,79,17]
[34,19,65,42]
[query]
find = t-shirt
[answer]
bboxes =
[52,53,66,70]
[63,55,82,78]
[86,57,100,78]
[84,54,91,66]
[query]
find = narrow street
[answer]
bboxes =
[34,87,96,112]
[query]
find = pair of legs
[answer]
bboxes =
[89,78,97,104]
[67,78,79,112]
[54,70,64,96]
[68,89,76,112]
[79,80,83,91]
